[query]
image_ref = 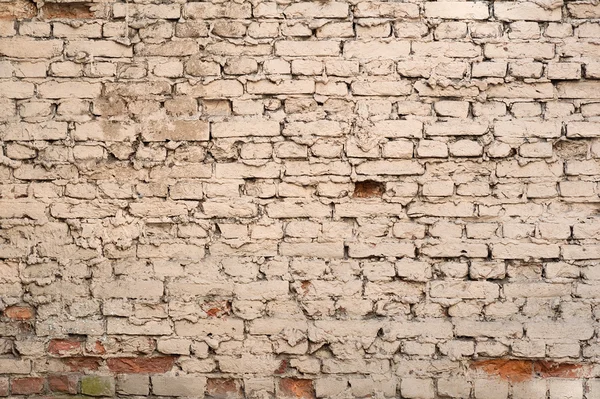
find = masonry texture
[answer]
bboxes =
[1,0,600,398]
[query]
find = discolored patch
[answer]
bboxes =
[471,359,588,381]
[203,300,232,318]
[0,0,37,20]
[554,140,588,159]
[534,361,587,378]
[353,180,385,198]
[471,359,533,382]
[48,339,83,357]
[3,305,34,320]
[41,3,93,19]
[206,378,243,399]
[106,356,176,373]
[274,359,288,374]
[62,357,101,371]
[48,374,79,394]
[279,378,315,399]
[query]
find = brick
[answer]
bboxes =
[279,378,315,399]
[142,120,209,141]
[343,40,410,58]
[212,119,280,137]
[92,280,164,299]
[247,80,315,94]
[38,82,102,99]
[401,378,434,399]
[0,81,34,99]
[413,42,480,58]
[65,40,132,58]
[487,82,554,99]
[430,281,498,299]
[48,339,82,356]
[184,2,251,19]
[108,357,175,373]
[275,41,340,56]
[355,2,420,18]
[455,320,523,338]
[284,2,348,18]
[0,358,30,374]
[3,305,34,320]
[48,374,78,394]
[207,378,243,399]
[557,81,600,98]
[284,121,347,137]
[351,80,412,96]
[424,2,489,19]
[73,121,136,141]
[356,160,424,175]
[495,2,562,21]
[492,243,560,259]
[11,377,45,395]
[113,3,180,19]
[106,318,172,335]
[0,38,62,58]
[81,375,115,397]
[567,122,600,138]
[495,120,561,138]
[152,375,207,396]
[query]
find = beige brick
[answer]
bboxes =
[142,120,209,141]
[184,2,251,19]
[275,41,340,56]
[247,80,315,94]
[495,2,562,21]
[38,82,102,99]
[0,81,34,99]
[93,280,164,299]
[351,81,412,96]
[424,2,489,19]
[152,375,207,397]
[0,38,62,58]
[284,2,348,18]
[344,40,410,59]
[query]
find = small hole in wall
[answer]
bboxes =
[352,180,385,198]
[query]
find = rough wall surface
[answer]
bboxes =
[1,0,600,397]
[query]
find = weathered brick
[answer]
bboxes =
[38,82,102,99]
[11,377,45,395]
[495,2,562,21]
[142,120,209,141]
[212,120,280,137]
[424,2,489,19]
[0,38,62,58]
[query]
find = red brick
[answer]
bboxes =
[3,306,34,321]
[206,378,243,399]
[106,357,175,373]
[0,377,8,396]
[279,378,315,399]
[62,357,101,371]
[48,339,82,357]
[48,374,79,394]
[11,377,45,395]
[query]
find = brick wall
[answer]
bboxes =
[1,0,600,397]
